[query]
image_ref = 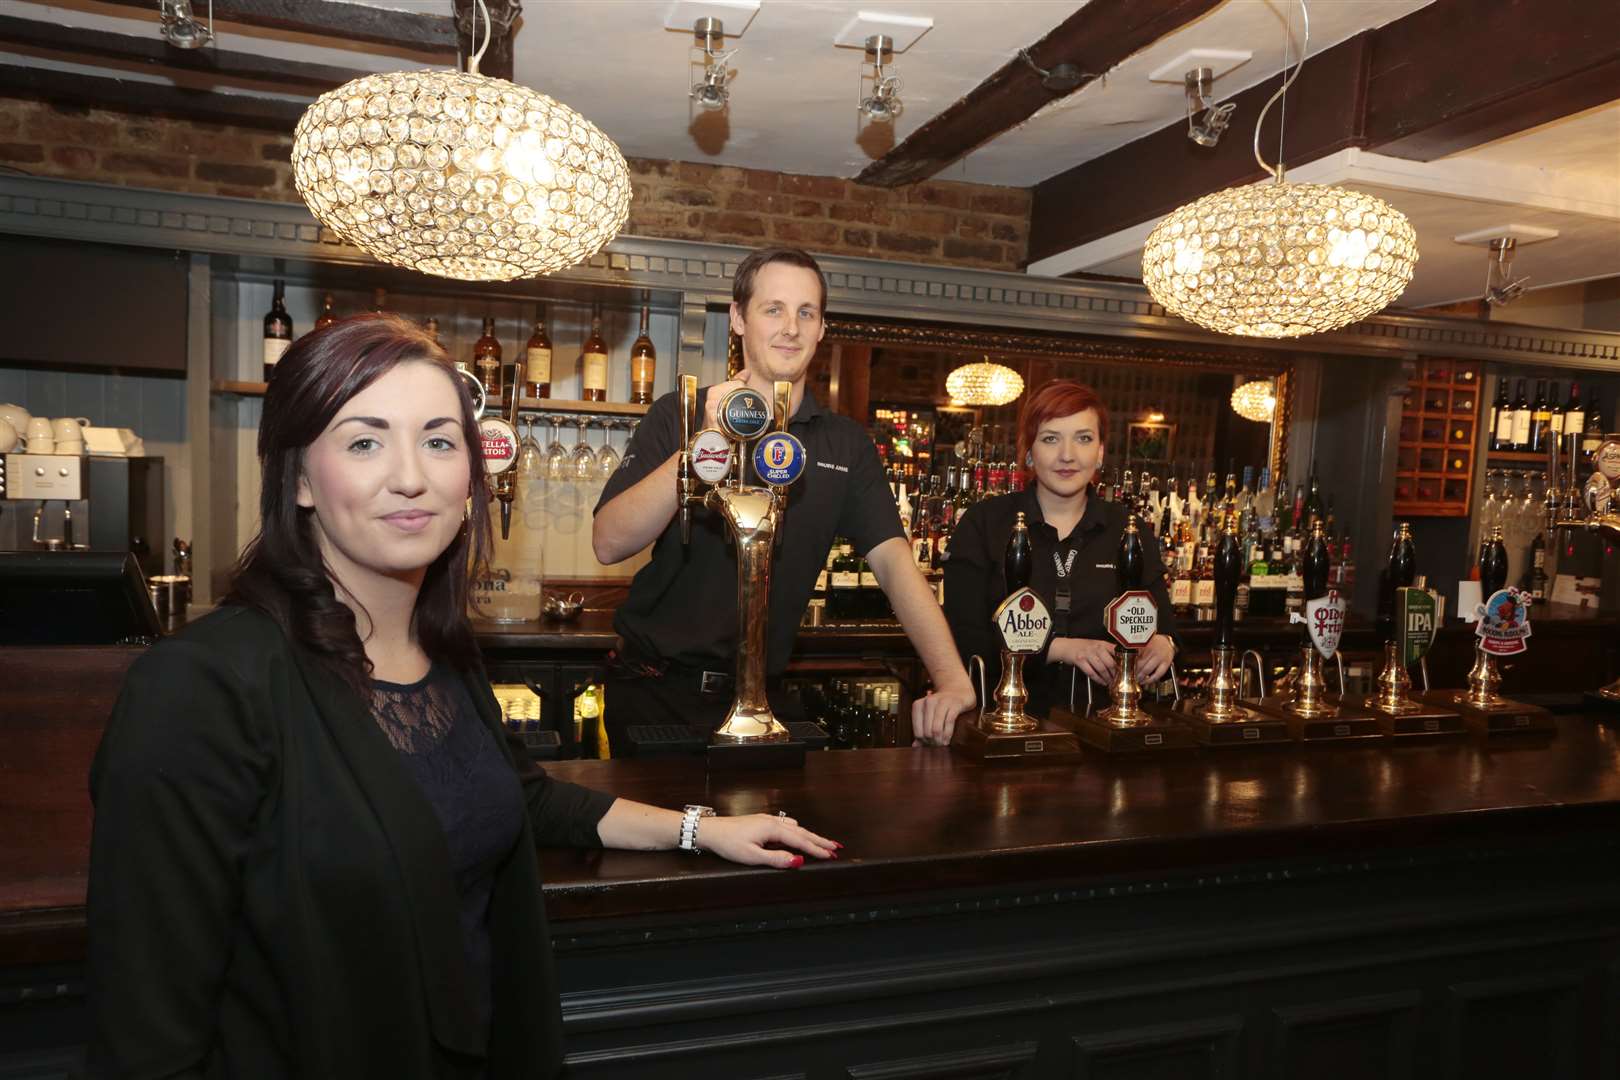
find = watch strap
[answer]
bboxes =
[678,804,715,853]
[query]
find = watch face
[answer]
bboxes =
[718,387,772,441]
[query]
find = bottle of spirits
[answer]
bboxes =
[262,279,293,381]
[581,306,609,402]
[474,317,502,396]
[314,293,338,330]
[1563,382,1585,451]
[1530,379,1552,453]
[524,314,553,399]
[1489,379,1511,452]
[630,293,656,405]
[1511,378,1532,452]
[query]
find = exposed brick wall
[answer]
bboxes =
[0,96,1031,271]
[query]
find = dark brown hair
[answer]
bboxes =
[732,245,828,315]
[1016,379,1110,485]
[223,313,492,689]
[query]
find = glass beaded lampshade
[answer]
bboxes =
[946,360,1024,407]
[1141,178,1418,339]
[1230,379,1277,422]
[292,70,632,282]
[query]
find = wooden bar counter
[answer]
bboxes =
[4,633,1620,1075]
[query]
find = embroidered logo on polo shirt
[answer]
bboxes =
[816,460,850,473]
[1095,562,1115,570]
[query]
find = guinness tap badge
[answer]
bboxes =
[718,387,772,441]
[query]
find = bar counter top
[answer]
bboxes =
[533,714,1620,923]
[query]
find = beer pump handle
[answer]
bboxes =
[1302,521,1330,600]
[1117,514,1144,593]
[496,365,523,540]
[1212,520,1240,651]
[1479,526,1508,596]
[773,381,792,434]
[677,374,699,545]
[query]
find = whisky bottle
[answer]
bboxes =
[474,317,502,396]
[262,279,292,382]
[314,293,338,330]
[524,314,552,399]
[581,306,609,403]
[630,293,656,405]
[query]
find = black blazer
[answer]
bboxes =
[944,489,1179,717]
[87,605,614,1079]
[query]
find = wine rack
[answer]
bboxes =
[1394,357,1479,518]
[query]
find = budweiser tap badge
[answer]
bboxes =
[687,429,734,484]
[1475,587,1532,656]
[478,417,518,476]
[1293,590,1346,659]
[993,587,1053,655]
[1104,590,1158,649]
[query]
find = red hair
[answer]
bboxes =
[1016,379,1109,484]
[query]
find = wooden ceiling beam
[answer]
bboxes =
[1030,0,1620,265]
[0,64,305,131]
[854,0,1223,189]
[94,0,457,52]
[0,14,364,91]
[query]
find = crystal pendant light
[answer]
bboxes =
[1230,379,1277,422]
[946,358,1025,407]
[1141,1,1417,338]
[291,0,630,283]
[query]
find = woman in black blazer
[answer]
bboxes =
[87,315,838,1079]
[943,380,1178,719]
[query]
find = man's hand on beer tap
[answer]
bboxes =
[702,378,748,431]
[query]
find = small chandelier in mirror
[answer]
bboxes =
[947,357,1024,408]
[1230,379,1277,422]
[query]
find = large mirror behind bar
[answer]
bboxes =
[818,318,1293,491]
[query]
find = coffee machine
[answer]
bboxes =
[0,454,165,577]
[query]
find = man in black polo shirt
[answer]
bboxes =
[593,246,976,749]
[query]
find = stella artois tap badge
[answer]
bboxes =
[479,416,519,476]
[1292,589,1346,659]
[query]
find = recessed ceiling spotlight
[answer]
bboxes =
[858,35,903,123]
[690,17,737,112]
[158,0,213,49]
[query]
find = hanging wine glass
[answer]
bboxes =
[596,418,621,480]
[516,415,543,479]
[544,415,570,482]
[571,417,596,482]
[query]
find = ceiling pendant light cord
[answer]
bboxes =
[467,0,492,76]
[1252,0,1309,182]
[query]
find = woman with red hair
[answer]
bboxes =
[943,379,1178,718]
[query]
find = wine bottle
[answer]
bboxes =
[1490,379,1511,452]
[1510,378,1532,452]
[262,278,292,382]
[524,314,552,399]
[1563,382,1585,448]
[1530,379,1551,452]
[630,293,656,405]
[1583,398,1605,466]
[314,293,338,330]
[1547,380,1565,440]
[1005,511,1032,593]
[581,305,608,403]
[474,317,502,395]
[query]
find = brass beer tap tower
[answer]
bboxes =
[1173,509,1289,745]
[1542,426,1620,707]
[1253,520,1379,740]
[953,511,1081,761]
[1361,524,1462,735]
[676,375,809,756]
[1067,515,1192,753]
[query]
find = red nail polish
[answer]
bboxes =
[788,855,804,869]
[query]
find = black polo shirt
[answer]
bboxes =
[942,487,1179,717]
[595,387,904,675]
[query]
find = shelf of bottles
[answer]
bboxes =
[1483,374,1600,468]
[1395,358,1480,518]
[787,676,905,749]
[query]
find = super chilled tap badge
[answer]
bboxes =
[994,588,1053,654]
[753,432,807,486]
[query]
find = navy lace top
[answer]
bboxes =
[369,664,525,1047]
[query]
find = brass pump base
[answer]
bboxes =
[1169,646,1290,747]
[1055,706,1194,754]
[1250,647,1381,742]
[1419,644,1553,737]
[952,717,1082,763]
[1360,642,1464,737]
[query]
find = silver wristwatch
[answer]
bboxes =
[678,804,715,854]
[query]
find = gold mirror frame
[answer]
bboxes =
[822,316,1294,485]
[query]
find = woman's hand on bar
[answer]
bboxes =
[1136,635,1175,684]
[1053,637,1118,685]
[699,813,841,869]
